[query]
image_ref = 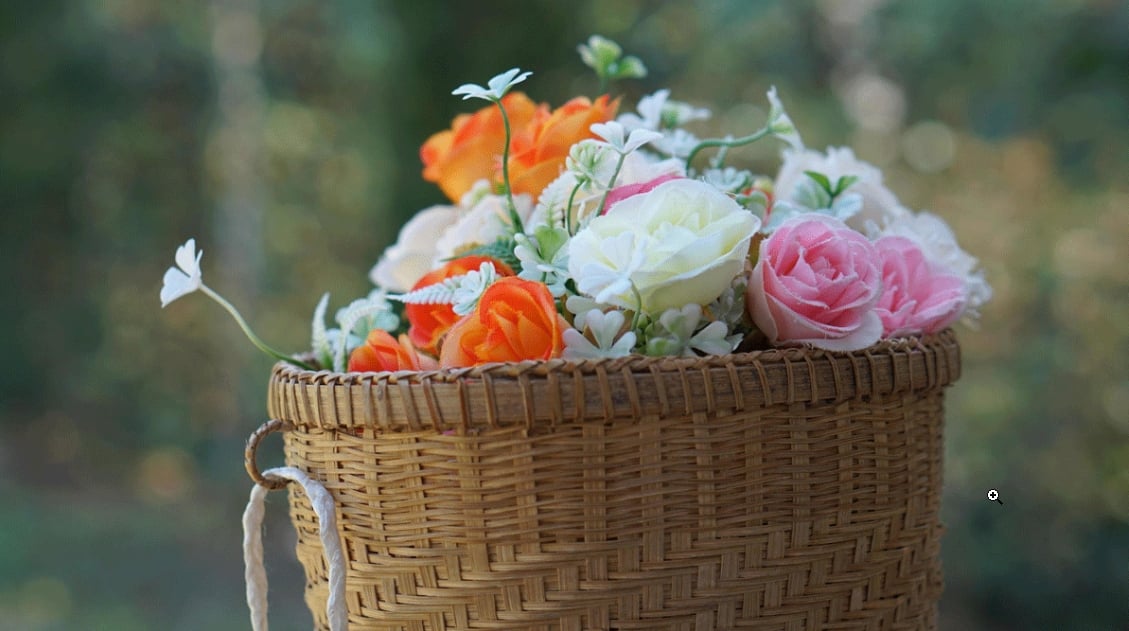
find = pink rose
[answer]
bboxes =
[873,236,966,337]
[601,173,683,214]
[747,215,883,351]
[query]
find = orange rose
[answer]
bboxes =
[405,255,515,354]
[420,93,618,204]
[348,329,438,372]
[421,92,540,203]
[439,277,566,368]
[508,95,618,200]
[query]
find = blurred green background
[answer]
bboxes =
[2,1,1127,629]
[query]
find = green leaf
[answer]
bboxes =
[833,175,860,196]
[533,224,570,262]
[456,238,522,271]
[803,170,833,195]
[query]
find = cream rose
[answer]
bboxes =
[567,178,759,313]
[434,192,533,261]
[369,205,458,292]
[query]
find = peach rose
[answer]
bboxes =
[439,277,566,367]
[405,255,515,355]
[348,329,438,372]
[508,95,618,200]
[421,92,539,202]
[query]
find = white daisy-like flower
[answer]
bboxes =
[160,238,203,307]
[652,128,702,159]
[619,89,669,132]
[574,231,649,308]
[590,121,663,155]
[619,89,710,132]
[562,309,637,360]
[451,68,532,101]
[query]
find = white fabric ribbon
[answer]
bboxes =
[243,466,347,631]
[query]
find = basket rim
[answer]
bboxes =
[265,330,960,431]
[273,329,959,385]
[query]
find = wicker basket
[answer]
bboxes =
[246,330,960,630]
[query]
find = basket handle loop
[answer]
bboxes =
[244,419,292,490]
[243,466,348,631]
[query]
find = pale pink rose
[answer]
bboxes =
[747,214,883,351]
[602,173,683,214]
[873,236,966,337]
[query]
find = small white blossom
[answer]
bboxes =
[590,121,663,155]
[566,140,617,184]
[514,228,571,297]
[573,232,649,308]
[643,304,740,357]
[688,320,741,355]
[619,89,709,133]
[452,67,532,101]
[652,128,701,159]
[565,294,607,319]
[702,167,753,194]
[619,89,669,132]
[661,100,711,128]
[707,276,749,330]
[160,238,203,307]
[562,309,637,360]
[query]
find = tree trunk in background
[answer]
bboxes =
[209,0,266,385]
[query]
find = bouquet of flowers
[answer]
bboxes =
[161,36,990,373]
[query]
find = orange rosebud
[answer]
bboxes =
[439,277,566,368]
[405,255,515,354]
[421,92,540,203]
[508,95,619,200]
[348,329,438,372]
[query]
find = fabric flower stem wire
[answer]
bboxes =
[200,284,316,371]
[685,126,772,173]
[495,99,525,234]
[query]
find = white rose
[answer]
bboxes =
[774,146,908,231]
[568,179,759,313]
[369,205,458,292]
[434,192,533,261]
[877,210,993,318]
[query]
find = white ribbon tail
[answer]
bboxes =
[243,466,347,631]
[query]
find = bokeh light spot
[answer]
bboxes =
[902,121,956,173]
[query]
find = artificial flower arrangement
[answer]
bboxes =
[161,36,990,372]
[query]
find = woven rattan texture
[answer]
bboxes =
[268,332,959,630]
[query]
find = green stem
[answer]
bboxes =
[685,126,772,174]
[594,152,629,217]
[597,73,608,97]
[495,97,524,234]
[565,178,585,235]
[629,282,644,333]
[201,284,315,371]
